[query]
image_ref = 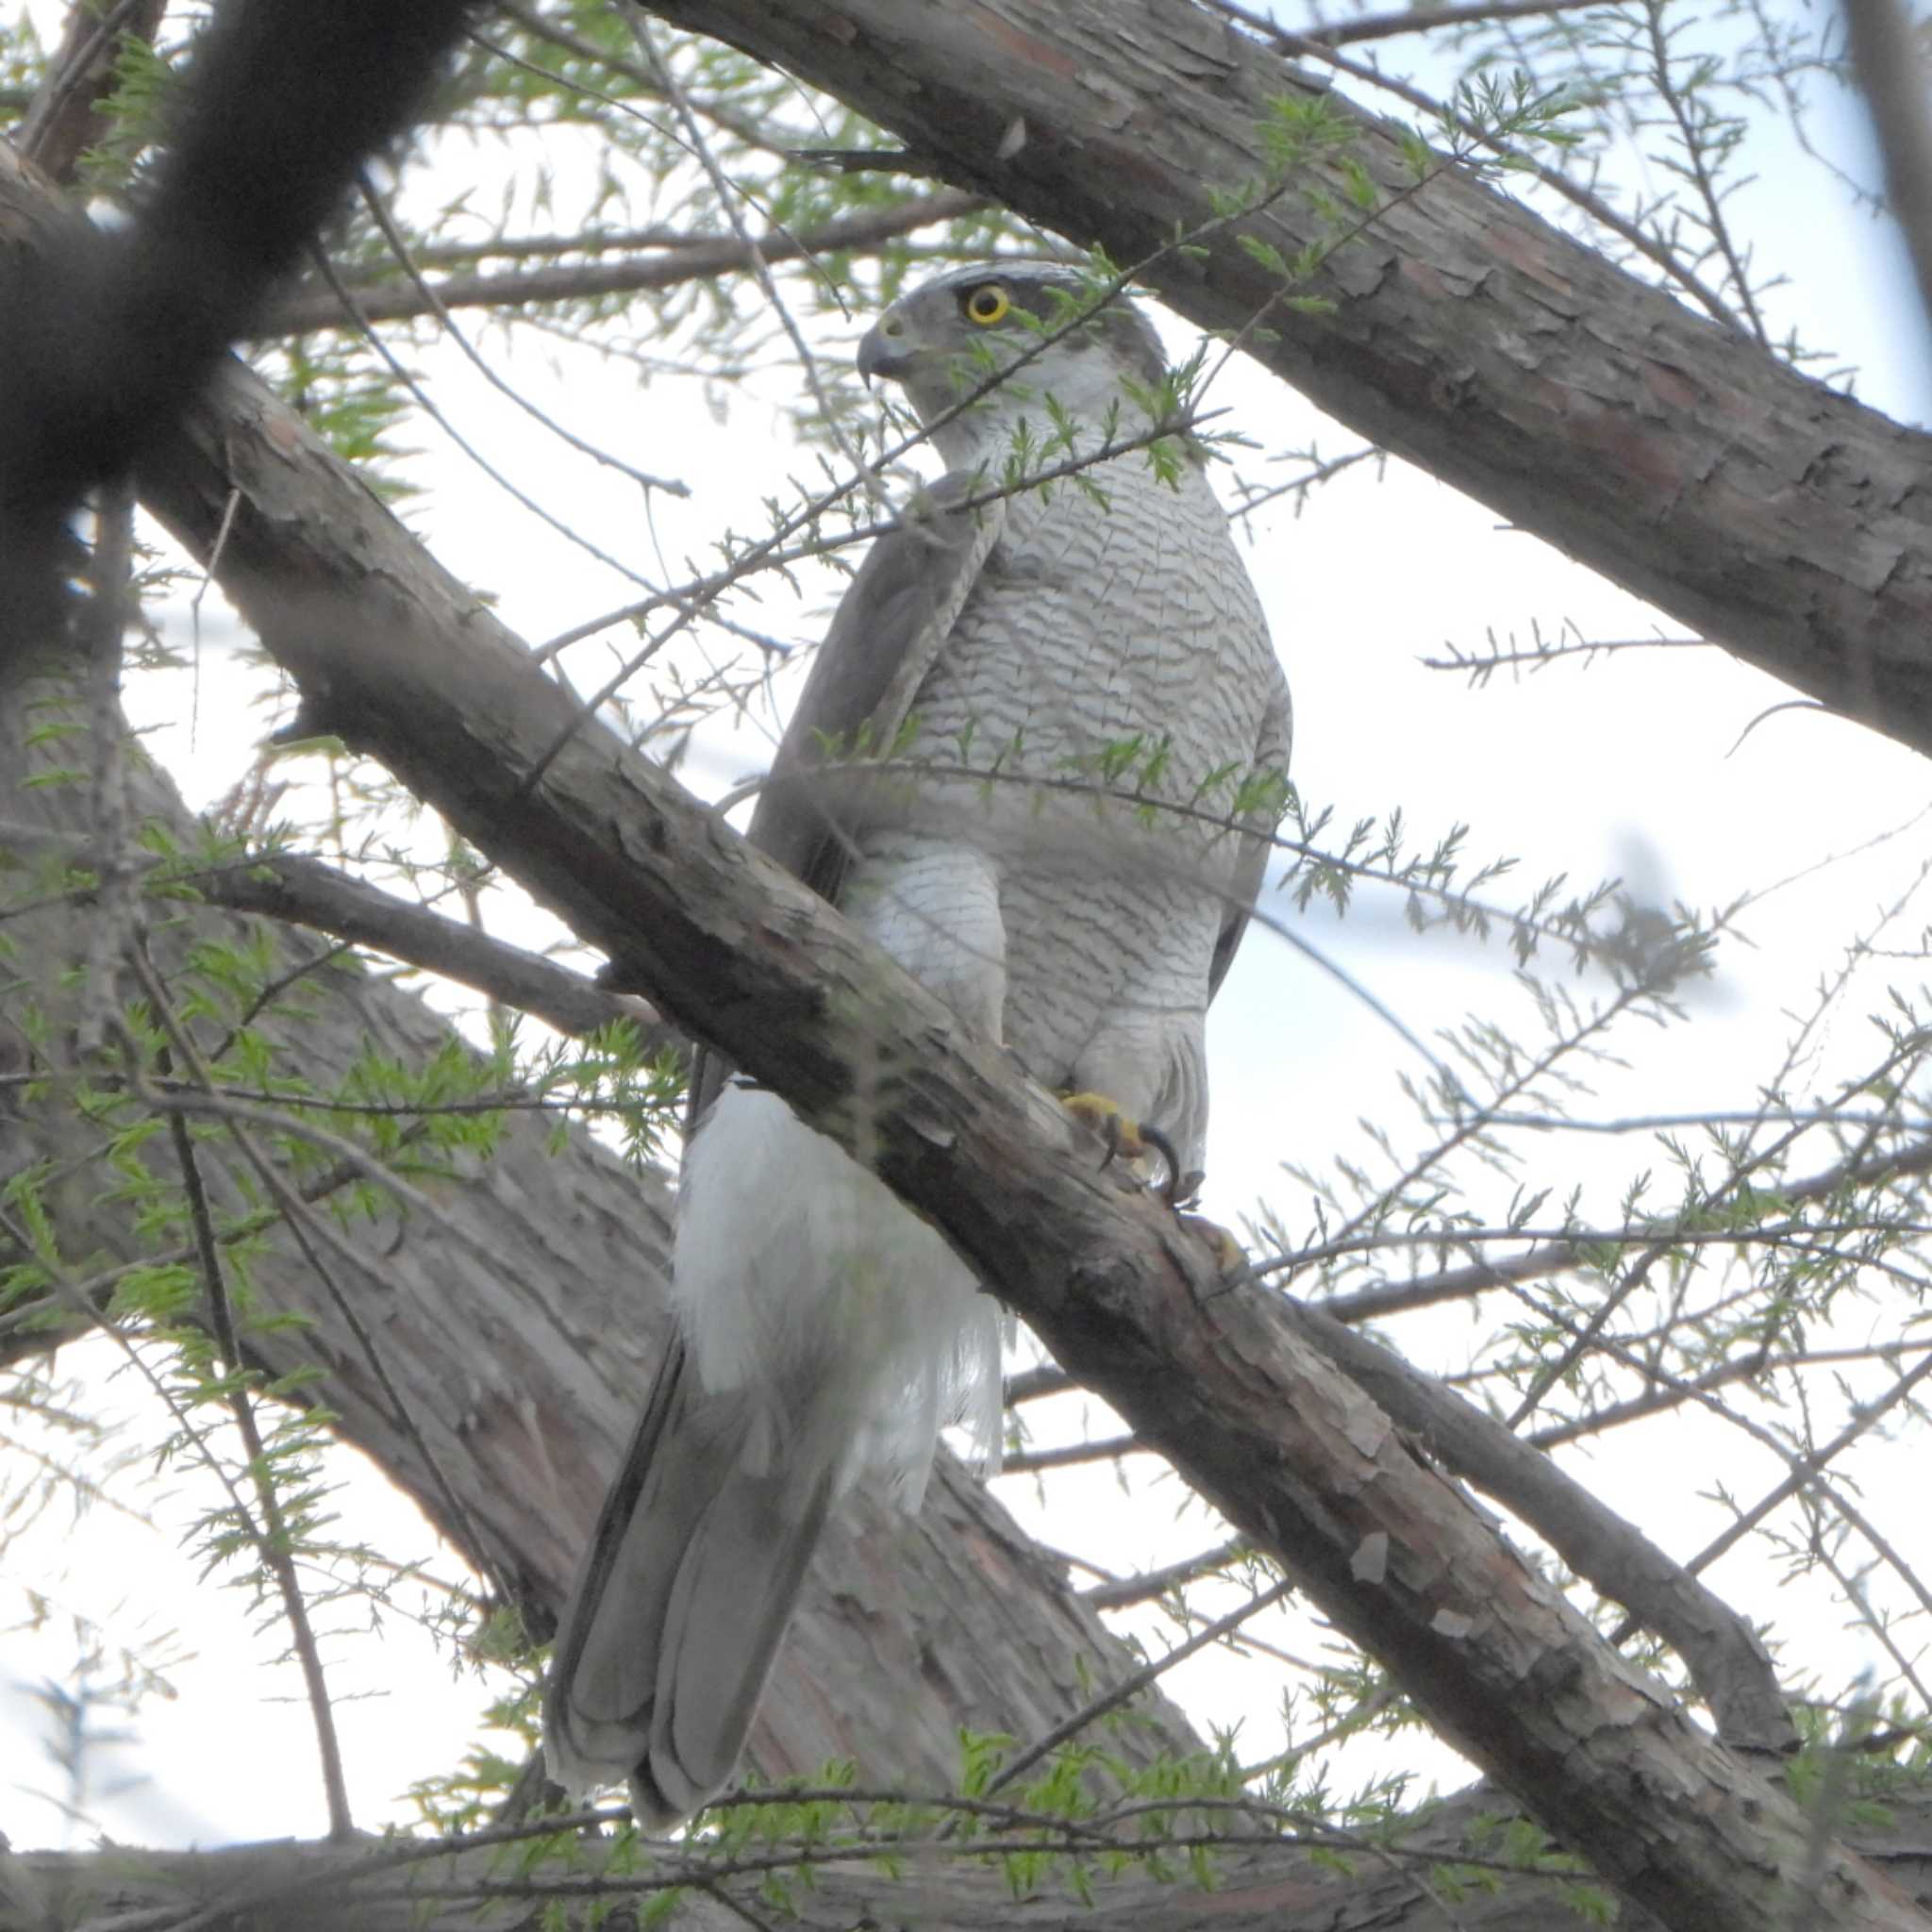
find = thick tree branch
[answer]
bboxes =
[0,0,475,641]
[641,0,1932,766]
[1287,1301,1794,1755]
[192,848,679,1048]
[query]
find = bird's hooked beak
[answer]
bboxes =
[856,310,915,389]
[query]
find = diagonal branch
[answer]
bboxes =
[185,849,679,1048]
[1287,1299,1794,1754]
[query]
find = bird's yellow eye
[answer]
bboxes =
[963,283,1010,325]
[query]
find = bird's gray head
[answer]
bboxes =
[857,261,1169,465]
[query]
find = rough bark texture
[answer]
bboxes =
[0,213,1893,1932]
[0,678,1209,1807]
[644,0,1932,765]
[1288,1301,1794,1756]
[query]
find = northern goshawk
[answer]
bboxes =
[545,261,1292,1824]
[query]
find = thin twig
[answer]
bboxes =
[1001,1431,1145,1475]
[129,945,357,1839]
[1227,443,1381,527]
[76,478,138,1061]
[1083,1538,1252,1610]
[976,1578,1294,1803]
[1640,0,1769,344]
[1308,0,1622,45]
[303,241,676,595]
[1422,632,1707,675]
[267,191,989,332]
[630,8,887,431]
[148,1029,525,1616]
[494,0,788,157]
[1316,1035,1932,1324]
[355,166,687,497]
[1595,1323,1932,1643]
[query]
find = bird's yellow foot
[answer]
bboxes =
[1060,1094,1241,1264]
[1060,1090,1149,1166]
[1060,1092,1197,1208]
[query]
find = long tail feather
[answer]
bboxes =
[543,1084,999,1827]
[541,1339,836,1826]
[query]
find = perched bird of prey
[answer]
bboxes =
[544,261,1292,1825]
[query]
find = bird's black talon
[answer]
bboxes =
[1140,1124,1183,1202]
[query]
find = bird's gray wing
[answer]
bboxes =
[752,472,1006,897]
[690,473,1006,1124]
[1207,658,1293,1006]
